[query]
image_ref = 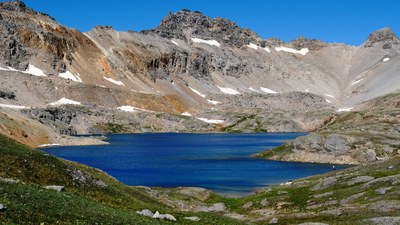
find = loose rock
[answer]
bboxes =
[184,216,200,221]
[44,185,64,192]
[269,217,278,224]
[0,204,6,212]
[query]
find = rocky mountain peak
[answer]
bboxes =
[142,9,263,47]
[363,27,399,48]
[0,0,55,20]
[289,36,328,50]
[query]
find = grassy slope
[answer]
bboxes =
[203,157,400,224]
[0,134,242,225]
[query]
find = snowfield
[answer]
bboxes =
[103,77,125,86]
[207,99,221,105]
[275,46,309,55]
[247,43,259,50]
[50,98,81,106]
[337,107,353,112]
[0,104,30,109]
[181,112,192,116]
[0,64,46,77]
[217,86,241,95]
[261,87,279,94]
[189,87,206,98]
[117,105,136,112]
[171,40,179,46]
[59,71,82,82]
[196,117,225,124]
[191,38,221,47]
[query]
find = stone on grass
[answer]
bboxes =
[136,209,154,217]
[152,211,177,221]
[242,202,253,209]
[44,185,65,192]
[184,216,200,221]
[269,217,278,224]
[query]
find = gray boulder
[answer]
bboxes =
[323,135,350,155]
[44,185,64,192]
[136,209,154,217]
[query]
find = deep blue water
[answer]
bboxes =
[43,133,348,196]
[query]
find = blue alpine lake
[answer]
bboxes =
[43,133,348,197]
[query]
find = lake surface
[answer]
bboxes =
[44,133,348,196]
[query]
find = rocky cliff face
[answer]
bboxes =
[0,1,399,164]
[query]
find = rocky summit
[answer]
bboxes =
[0,1,399,166]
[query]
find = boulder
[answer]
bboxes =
[184,216,200,221]
[269,217,278,224]
[44,185,64,192]
[152,211,177,221]
[241,202,253,209]
[136,209,154,217]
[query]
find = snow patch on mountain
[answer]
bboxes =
[261,87,279,94]
[324,94,334,98]
[351,79,363,86]
[181,112,192,116]
[207,99,221,105]
[189,87,206,98]
[191,38,221,47]
[263,47,271,53]
[171,40,179,46]
[0,104,30,109]
[337,107,353,112]
[196,117,225,124]
[247,43,259,50]
[117,105,136,112]
[103,77,125,86]
[59,71,82,82]
[275,46,309,55]
[50,98,81,106]
[217,86,241,95]
[24,64,46,76]
[383,57,390,62]
[0,64,46,77]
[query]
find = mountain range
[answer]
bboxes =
[0,1,399,164]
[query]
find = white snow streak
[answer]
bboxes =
[117,105,136,112]
[103,76,125,86]
[171,40,180,46]
[59,71,82,82]
[181,112,192,116]
[50,98,81,106]
[260,87,278,94]
[217,86,241,95]
[24,64,46,77]
[275,46,309,55]
[351,79,363,86]
[196,117,225,124]
[325,99,331,103]
[247,43,259,50]
[191,38,221,47]
[0,104,30,109]
[189,87,206,98]
[383,57,390,62]
[337,107,353,112]
[324,94,334,98]
[207,99,221,105]
[249,87,261,93]
[263,47,271,53]
[0,64,46,77]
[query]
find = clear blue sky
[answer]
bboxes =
[9,0,400,46]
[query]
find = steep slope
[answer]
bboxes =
[0,133,243,224]
[257,92,400,164]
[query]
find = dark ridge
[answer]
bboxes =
[0,0,56,21]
